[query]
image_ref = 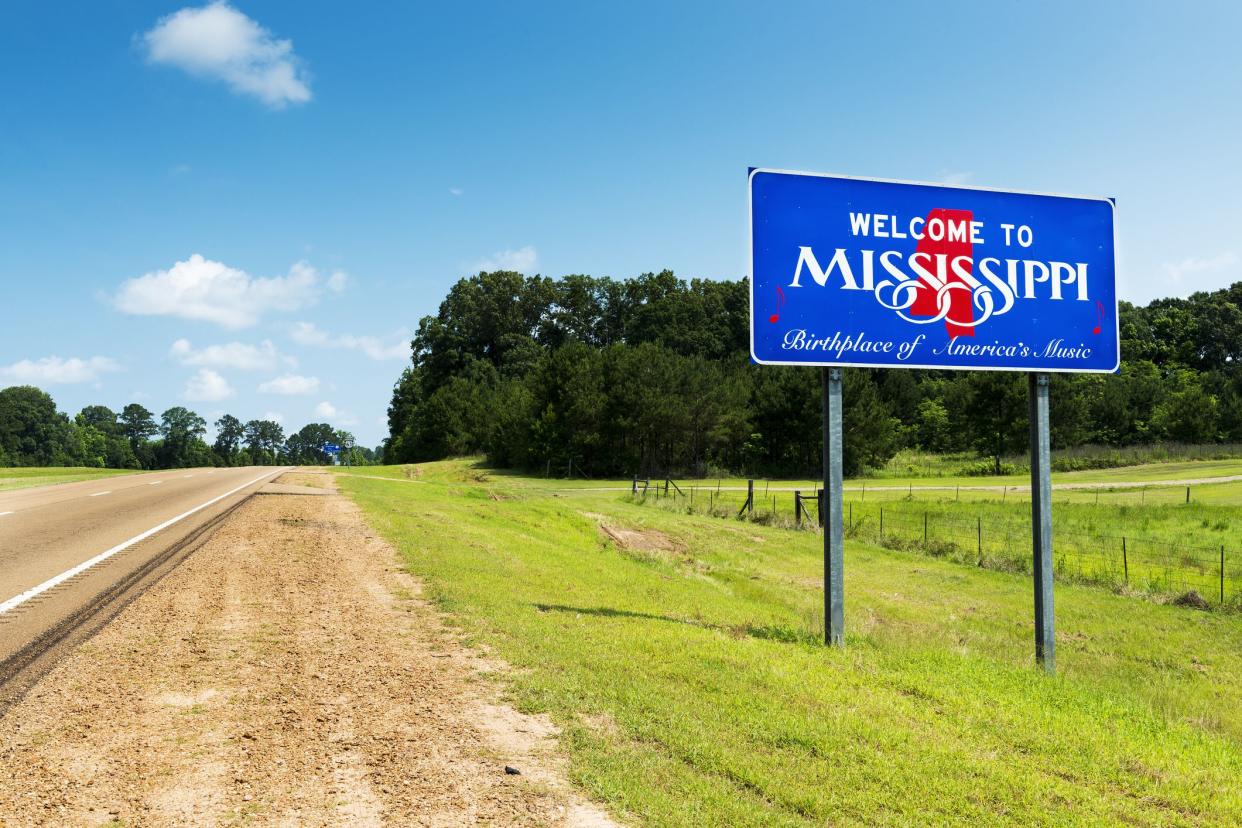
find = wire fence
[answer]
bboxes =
[631,482,1241,609]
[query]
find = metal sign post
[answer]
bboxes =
[823,368,845,646]
[1028,374,1055,672]
[748,169,1118,671]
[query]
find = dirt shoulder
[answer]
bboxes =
[0,473,618,827]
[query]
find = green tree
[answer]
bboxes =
[0,386,72,466]
[1153,372,1220,443]
[120,403,159,467]
[243,419,285,465]
[914,398,951,453]
[957,373,1028,474]
[158,406,208,468]
[213,414,245,466]
[77,405,119,435]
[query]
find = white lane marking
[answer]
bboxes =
[89,491,112,497]
[0,511,12,517]
[183,475,194,478]
[0,470,282,616]
[148,481,163,486]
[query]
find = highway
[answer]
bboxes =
[0,466,287,707]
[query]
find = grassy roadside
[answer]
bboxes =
[336,461,1242,826]
[0,466,142,492]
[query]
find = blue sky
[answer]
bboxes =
[1,1,1239,447]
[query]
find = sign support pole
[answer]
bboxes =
[823,367,845,646]
[1028,373,1055,673]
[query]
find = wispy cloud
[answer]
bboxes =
[938,171,973,186]
[449,187,464,197]
[0,356,120,385]
[170,338,293,371]
[140,1,311,108]
[183,368,234,402]
[472,245,537,274]
[289,321,409,361]
[258,374,320,395]
[1162,251,1238,283]
[115,254,344,329]
[315,400,357,426]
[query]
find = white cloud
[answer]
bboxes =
[170,338,292,371]
[262,410,284,424]
[0,356,120,385]
[449,187,463,197]
[289,321,409,361]
[183,368,234,402]
[115,254,334,329]
[258,373,320,395]
[473,245,537,274]
[326,270,349,292]
[314,400,357,426]
[141,2,311,108]
[1162,251,1238,284]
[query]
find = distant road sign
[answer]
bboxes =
[323,444,341,454]
[749,170,1118,373]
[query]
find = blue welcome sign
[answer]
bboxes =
[749,170,1119,373]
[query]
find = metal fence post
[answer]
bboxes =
[1222,546,1227,605]
[1123,536,1128,584]
[748,479,754,516]
[794,491,802,527]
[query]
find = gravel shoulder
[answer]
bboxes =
[0,472,617,827]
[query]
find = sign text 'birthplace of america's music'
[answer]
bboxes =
[749,170,1119,373]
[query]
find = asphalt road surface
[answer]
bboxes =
[0,466,286,707]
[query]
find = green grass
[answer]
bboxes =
[336,460,1242,826]
[0,466,142,492]
[631,479,1242,604]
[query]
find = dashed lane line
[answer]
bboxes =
[0,470,282,616]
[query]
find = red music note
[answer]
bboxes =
[769,285,785,323]
[1091,300,1104,335]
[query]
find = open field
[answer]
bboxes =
[519,457,1242,494]
[873,445,1242,479]
[625,473,1242,605]
[335,460,1242,826]
[0,466,142,492]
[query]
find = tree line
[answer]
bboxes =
[385,270,1242,477]
[0,386,377,469]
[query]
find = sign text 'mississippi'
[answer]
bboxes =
[787,211,1089,331]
